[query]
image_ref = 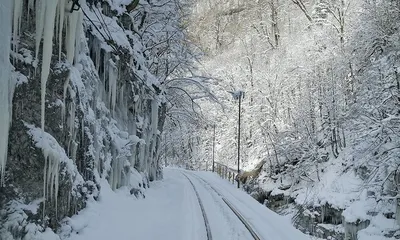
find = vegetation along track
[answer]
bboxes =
[186,172,262,240]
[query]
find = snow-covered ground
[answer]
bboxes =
[60,168,316,240]
[62,169,205,240]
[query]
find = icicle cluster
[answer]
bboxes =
[29,0,83,129]
[26,124,84,218]
[8,0,162,196]
[42,148,60,218]
[10,0,83,212]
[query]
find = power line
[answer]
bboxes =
[72,2,163,98]
[71,1,119,53]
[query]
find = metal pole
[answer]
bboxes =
[164,135,167,167]
[212,124,216,172]
[237,94,241,188]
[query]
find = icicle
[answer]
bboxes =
[62,4,77,124]
[47,153,54,200]
[143,127,151,172]
[0,0,13,186]
[35,0,45,66]
[43,149,48,219]
[114,158,119,189]
[62,3,83,124]
[151,99,159,135]
[66,10,79,63]
[138,141,145,172]
[68,87,76,135]
[74,11,83,64]
[110,144,117,190]
[12,0,23,57]
[71,142,78,162]
[108,59,118,115]
[93,122,101,173]
[42,143,61,219]
[67,187,71,214]
[40,0,59,130]
[95,39,101,72]
[49,152,60,214]
[146,99,159,174]
[58,0,66,61]
[130,149,136,169]
[119,85,125,118]
[66,86,77,161]
[61,76,69,127]
[103,52,109,95]
[54,159,59,218]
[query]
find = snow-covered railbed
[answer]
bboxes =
[182,172,256,240]
[60,168,315,240]
[187,172,261,240]
[181,173,213,240]
[193,170,314,240]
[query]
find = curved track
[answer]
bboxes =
[182,173,213,240]
[183,172,262,240]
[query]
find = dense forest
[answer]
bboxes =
[1,0,400,239]
[165,0,400,239]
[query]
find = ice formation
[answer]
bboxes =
[148,99,159,177]
[26,123,84,218]
[0,0,13,186]
[43,148,60,218]
[108,59,118,115]
[57,0,66,61]
[39,0,58,129]
[9,0,85,214]
[66,86,77,161]
[35,0,45,66]
[66,7,80,63]
[5,0,161,198]
[12,0,23,58]
[30,0,83,130]
[62,5,82,129]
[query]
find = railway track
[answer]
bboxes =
[182,173,213,240]
[183,172,262,240]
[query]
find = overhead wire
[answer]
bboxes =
[71,1,165,98]
[71,0,119,53]
[92,6,113,41]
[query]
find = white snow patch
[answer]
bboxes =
[17,198,44,215]
[12,71,28,86]
[106,0,132,15]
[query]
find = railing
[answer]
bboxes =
[213,162,238,184]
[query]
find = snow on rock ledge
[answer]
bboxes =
[26,123,85,188]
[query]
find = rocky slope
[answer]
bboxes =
[0,0,187,238]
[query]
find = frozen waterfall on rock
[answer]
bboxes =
[0,0,13,186]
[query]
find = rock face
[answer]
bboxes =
[0,0,181,238]
[292,204,345,240]
[241,163,393,240]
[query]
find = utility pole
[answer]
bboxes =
[212,124,216,172]
[237,94,242,188]
[228,90,244,188]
